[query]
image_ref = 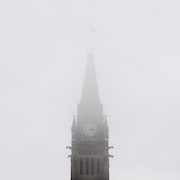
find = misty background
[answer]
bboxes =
[0,0,180,179]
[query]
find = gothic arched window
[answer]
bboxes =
[91,158,94,175]
[97,158,100,175]
[86,158,89,175]
[80,158,83,175]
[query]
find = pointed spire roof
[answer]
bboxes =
[80,49,101,105]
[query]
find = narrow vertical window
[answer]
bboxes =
[91,158,94,175]
[97,158,100,175]
[86,158,89,175]
[73,157,76,167]
[80,158,83,175]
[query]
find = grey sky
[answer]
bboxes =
[0,0,180,179]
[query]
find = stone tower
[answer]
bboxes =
[69,49,110,180]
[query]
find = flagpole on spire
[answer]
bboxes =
[89,25,96,53]
[87,0,96,53]
[89,25,93,51]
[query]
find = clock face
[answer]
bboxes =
[83,123,97,137]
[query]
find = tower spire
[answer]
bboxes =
[78,1,102,115]
[80,49,100,105]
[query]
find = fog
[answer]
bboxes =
[0,0,179,179]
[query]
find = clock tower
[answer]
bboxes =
[68,49,111,180]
